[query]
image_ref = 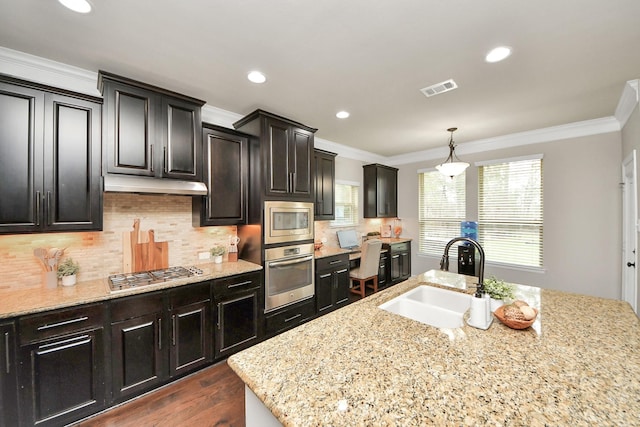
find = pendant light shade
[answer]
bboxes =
[436,127,469,178]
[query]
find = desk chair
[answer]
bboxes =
[349,239,382,298]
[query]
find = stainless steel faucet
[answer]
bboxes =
[440,237,485,297]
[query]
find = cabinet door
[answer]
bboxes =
[103,81,157,176]
[196,127,248,225]
[334,267,350,307]
[0,322,18,427]
[169,300,212,377]
[399,251,411,280]
[44,93,102,231]
[0,82,44,233]
[18,329,105,426]
[378,253,388,288]
[314,150,336,220]
[161,96,201,180]
[390,253,401,282]
[215,290,259,359]
[315,271,333,314]
[264,117,291,196]
[111,313,165,401]
[377,166,397,217]
[289,127,313,199]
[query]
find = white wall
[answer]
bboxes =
[392,132,622,299]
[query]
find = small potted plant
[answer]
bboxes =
[483,276,515,310]
[210,245,226,264]
[57,258,79,286]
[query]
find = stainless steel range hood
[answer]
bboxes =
[103,175,208,196]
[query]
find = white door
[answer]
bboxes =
[622,150,638,314]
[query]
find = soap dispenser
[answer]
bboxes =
[467,288,493,330]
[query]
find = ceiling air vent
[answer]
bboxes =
[420,79,458,97]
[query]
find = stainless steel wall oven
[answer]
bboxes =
[264,243,314,312]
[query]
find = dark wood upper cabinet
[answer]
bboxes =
[0,75,102,234]
[99,71,204,181]
[233,109,316,202]
[363,163,398,218]
[314,149,336,220]
[193,124,249,226]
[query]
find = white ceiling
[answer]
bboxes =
[1,0,639,157]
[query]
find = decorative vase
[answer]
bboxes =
[43,271,58,289]
[213,255,223,264]
[61,274,77,287]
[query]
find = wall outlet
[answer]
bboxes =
[198,251,210,260]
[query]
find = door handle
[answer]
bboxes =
[627,262,635,268]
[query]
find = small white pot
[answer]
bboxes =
[213,255,223,264]
[61,274,77,287]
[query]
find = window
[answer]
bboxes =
[418,170,466,256]
[477,155,543,268]
[331,181,359,227]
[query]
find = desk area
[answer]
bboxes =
[314,237,412,289]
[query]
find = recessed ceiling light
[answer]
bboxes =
[485,46,512,63]
[247,71,266,84]
[58,0,92,13]
[336,111,350,119]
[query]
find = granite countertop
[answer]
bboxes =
[0,260,262,319]
[228,270,640,426]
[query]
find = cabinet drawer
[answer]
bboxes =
[389,242,410,253]
[315,254,349,272]
[111,292,164,322]
[168,281,210,309]
[212,272,262,297]
[265,298,315,336]
[19,303,105,344]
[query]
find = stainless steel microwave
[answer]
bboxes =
[264,201,314,245]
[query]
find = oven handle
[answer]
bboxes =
[268,255,314,268]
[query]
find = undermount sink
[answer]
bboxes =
[378,285,472,329]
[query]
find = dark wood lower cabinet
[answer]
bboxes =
[388,241,411,285]
[110,293,165,402]
[212,272,262,359]
[17,304,107,427]
[0,321,18,427]
[265,298,315,337]
[315,254,350,314]
[168,283,212,376]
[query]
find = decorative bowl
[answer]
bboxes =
[494,305,538,330]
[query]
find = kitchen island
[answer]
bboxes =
[228,270,640,426]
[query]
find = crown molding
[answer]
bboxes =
[201,105,243,129]
[314,137,386,164]
[615,79,639,128]
[0,46,629,167]
[0,46,99,96]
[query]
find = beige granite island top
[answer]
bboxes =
[0,260,262,319]
[228,270,640,426]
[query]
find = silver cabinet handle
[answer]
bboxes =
[217,303,223,330]
[5,332,10,374]
[37,316,89,331]
[46,191,52,225]
[335,268,348,274]
[158,318,162,350]
[284,313,302,323]
[319,273,331,279]
[172,315,176,347]
[329,260,342,265]
[228,280,252,289]
[150,144,154,173]
[163,146,168,173]
[35,191,41,226]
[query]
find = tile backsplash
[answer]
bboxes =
[0,193,235,290]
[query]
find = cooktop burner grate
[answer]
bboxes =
[108,266,203,292]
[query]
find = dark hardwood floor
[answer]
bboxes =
[74,361,244,427]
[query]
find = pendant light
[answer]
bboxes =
[436,127,469,178]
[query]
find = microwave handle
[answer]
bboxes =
[268,255,314,268]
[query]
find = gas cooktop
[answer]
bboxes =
[107,266,203,292]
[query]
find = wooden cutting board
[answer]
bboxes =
[124,220,169,272]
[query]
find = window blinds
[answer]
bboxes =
[418,171,466,256]
[478,157,543,267]
[332,183,359,227]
